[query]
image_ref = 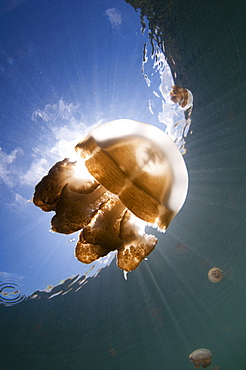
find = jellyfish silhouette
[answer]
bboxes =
[208,267,223,283]
[33,119,188,271]
[170,86,193,110]
[189,348,213,368]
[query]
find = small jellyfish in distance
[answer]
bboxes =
[210,366,222,370]
[170,85,193,110]
[208,267,223,283]
[33,119,189,272]
[189,348,212,368]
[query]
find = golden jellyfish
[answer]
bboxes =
[170,85,193,110]
[33,119,188,272]
[208,267,223,283]
[189,348,213,368]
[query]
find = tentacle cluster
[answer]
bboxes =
[33,159,157,271]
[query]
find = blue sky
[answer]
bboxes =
[0,0,188,297]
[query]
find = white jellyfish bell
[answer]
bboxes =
[33,119,188,271]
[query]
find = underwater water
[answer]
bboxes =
[0,0,245,369]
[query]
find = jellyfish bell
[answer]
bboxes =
[170,85,193,110]
[33,119,189,271]
[189,348,213,368]
[75,119,188,230]
[208,267,223,283]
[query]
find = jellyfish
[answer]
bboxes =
[208,267,223,283]
[170,85,193,110]
[33,119,188,271]
[189,348,213,368]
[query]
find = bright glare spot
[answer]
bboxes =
[53,138,82,161]
[73,157,95,180]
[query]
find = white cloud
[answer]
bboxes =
[0,147,23,187]
[9,193,29,213]
[31,100,80,125]
[105,8,122,31]
[0,271,25,281]
[19,157,50,187]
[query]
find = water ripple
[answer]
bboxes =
[0,272,26,306]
